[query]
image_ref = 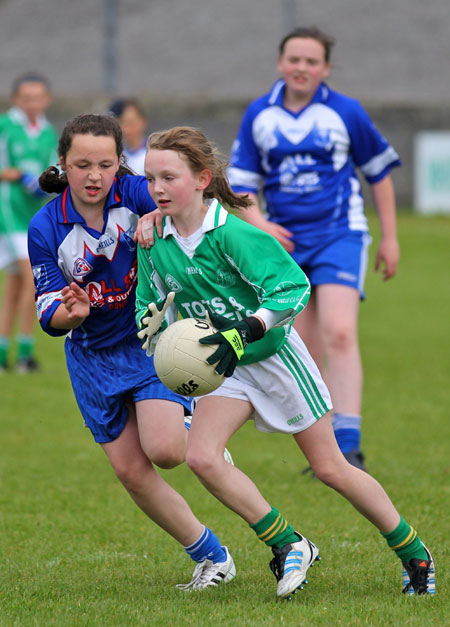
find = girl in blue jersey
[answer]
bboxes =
[136,126,434,599]
[227,26,402,471]
[27,113,235,590]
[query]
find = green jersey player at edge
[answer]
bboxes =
[135,126,435,599]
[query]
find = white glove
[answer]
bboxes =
[137,292,175,353]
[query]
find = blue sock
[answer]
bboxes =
[184,526,226,564]
[184,415,192,431]
[332,413,361,453]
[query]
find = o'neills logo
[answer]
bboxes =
[165,273,183,293]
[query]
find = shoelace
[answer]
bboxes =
[195,562,223,587]
[175,560,208,590]
[269,544,292,581]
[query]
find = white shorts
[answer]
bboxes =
[205,328,333,434]
[0,232,28,270]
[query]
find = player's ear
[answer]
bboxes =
[196,168,212,191]
[59,156,66,172]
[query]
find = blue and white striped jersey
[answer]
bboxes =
[228,80,401,238]
[28,175,156,350]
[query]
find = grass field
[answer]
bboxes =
[1,211,449,626]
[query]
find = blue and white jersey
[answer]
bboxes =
[28,175,156,350]
[123,142,147,176]
[228,81,401,238]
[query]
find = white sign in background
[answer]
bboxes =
[414,132,450,214]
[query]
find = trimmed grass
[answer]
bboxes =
[0,211,448,625]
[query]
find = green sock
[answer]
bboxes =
[0,337,10,367]
[382,515,428,562]
[250,507,298,549]
[17,335,34,360]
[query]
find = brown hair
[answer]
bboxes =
[279,26,335,62]
[146,126,251,210]
[11,72,51,96]
[39,113,133,194]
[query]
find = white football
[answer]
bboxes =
[154,318,225,397]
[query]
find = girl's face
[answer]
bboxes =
[13,81,51,123]
[60,134,120,214]
[277,37,330,101]
[145,149,210,218]
[120,105,147,149]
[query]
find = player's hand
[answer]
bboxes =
[0,167,22,182]
[61,282,90,321]
[375,237,400,280]
[263,222,295,253]
[199,312,265,377]
[250,215,294,253]
[137,292,175,351]
[134,209,163,248]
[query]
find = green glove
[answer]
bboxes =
[199,311,265,377]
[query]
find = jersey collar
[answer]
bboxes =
[8,106,50,134]
[58,177,122,225]
[268,80,330,108]
[161,199,229,239]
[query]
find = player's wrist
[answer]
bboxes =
[243,316,265,342]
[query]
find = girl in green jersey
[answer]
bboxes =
[0,73,57,372]
[136,126,434,599]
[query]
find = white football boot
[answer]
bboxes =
[176,546,236,590]
[269,533,319,599]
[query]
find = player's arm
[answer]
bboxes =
[226,217,311,317]
[135,244,178,353]
[346,100,400,281]
[0,167,22,182]
[135,244,163,327]
[49,283,90,330]
[370,175,400,280]
[28,217,80,337]
[228,106,294,252]
[239,192,295,253]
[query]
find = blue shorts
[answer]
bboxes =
[65,334,192,443]
[292,231,372,298]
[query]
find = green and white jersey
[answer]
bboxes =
[0,107,58,235]
[136,200,311,365]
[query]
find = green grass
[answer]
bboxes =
[1,211,449,626]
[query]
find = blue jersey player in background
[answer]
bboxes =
[227,26,402,470]
[27,113,236,590]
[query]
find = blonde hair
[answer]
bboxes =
[146,126,251,210]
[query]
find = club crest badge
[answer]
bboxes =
[165,273,183,293]
[215,268,236,287]
[73,257,93,278]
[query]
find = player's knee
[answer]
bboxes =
[311,460,345,489]
[185,448,217,479]
[141,433,186,469]
[112,459,150,494]
[150,447,185,469]
[324,325,355,354]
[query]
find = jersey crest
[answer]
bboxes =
[73,257,93,278]
[165,273,183,293]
